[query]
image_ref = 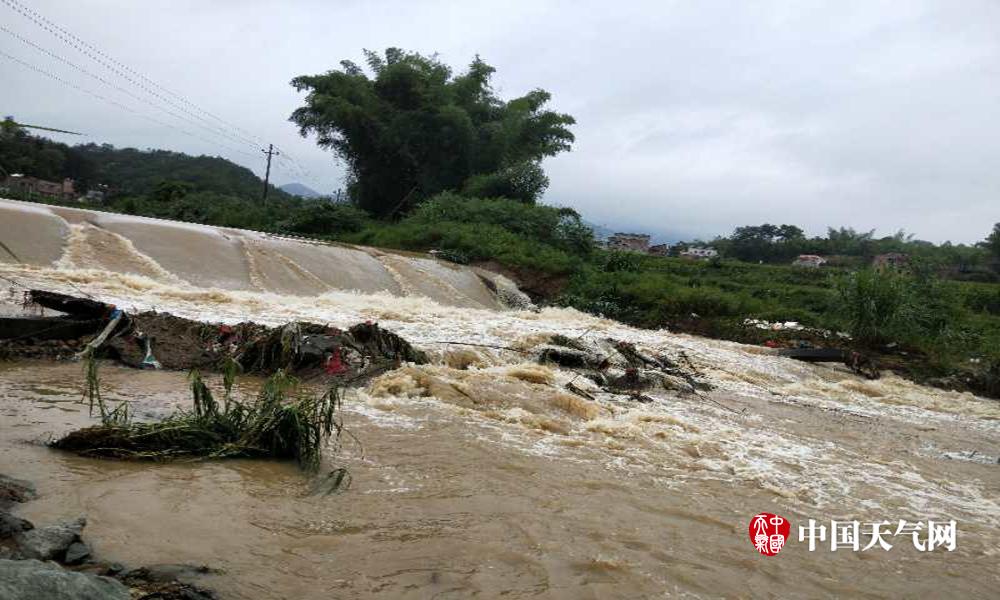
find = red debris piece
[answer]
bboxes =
[325,347,348,375]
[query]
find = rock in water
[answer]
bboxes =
[0,475,37,508]
[0,512,33,539]
[0,559,129,600]
[64,541,92,565]
[14,517,86,561]
[120,563,217,585]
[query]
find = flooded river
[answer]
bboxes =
[1,199,999,598]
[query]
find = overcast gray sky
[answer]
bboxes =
[2,0,997,243]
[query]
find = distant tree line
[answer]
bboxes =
[674,223,997,280]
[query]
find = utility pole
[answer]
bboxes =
[261,144,279,205]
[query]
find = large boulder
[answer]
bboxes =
[0,559,129,600]
[14,517,86,561]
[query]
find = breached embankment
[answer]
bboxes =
[1,198,999,598]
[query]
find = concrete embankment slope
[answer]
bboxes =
[0,198,520,310]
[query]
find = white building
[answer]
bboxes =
[793,254,827,268]
[680,246,718,260]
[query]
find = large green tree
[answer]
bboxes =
[986,223,1000,257]
[289,48,575,217]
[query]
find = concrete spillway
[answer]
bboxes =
[0,198,521,310]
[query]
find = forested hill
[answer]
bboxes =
[0,117,289,201]
[75,144,291,200]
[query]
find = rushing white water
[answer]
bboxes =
[1,197,998,598]
[0,198,519,309]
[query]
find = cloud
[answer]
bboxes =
[1,0,997,242]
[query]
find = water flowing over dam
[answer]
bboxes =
[0,198,521,310]
[1,197,998,598]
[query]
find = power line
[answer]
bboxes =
[0,49,253,157]
[0,25,256,158]
[2,0,326,188]
[1,0,265,152]
[7,0,271,150]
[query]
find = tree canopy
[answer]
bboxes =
[289,48,575,217]
[986,223,1000,259]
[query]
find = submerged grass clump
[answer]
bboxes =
[55,364,342,473]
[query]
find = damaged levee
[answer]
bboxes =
[3,290,428,481]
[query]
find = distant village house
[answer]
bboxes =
[680,246,719,260]
[792,254,827,268]
[648,243,670,256]
[3,174,75,201]
[607,232,650,253]
[82,187,107,203]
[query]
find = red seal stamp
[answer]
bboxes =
[749,513,790,556]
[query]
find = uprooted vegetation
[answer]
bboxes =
[54,359,343,473]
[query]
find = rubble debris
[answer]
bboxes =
[4,291,426,383]
[777,348,847,362]
[778,347,880,380]
[564,381,596,401]
[539,335,714,399]
[0,316,102,342]
[28,290,113,320]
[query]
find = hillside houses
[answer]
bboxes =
[2,174,75,201]
[793,254,827,267]
[606,232,650,253]
[600,232,722,261]
[648,243,670,256]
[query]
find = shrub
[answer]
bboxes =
[603,251,643,273]
[835,269,916,346]
[964,285,1000,315]
[461,161,549,203]
[407,193,594,254]
[277,202,370,237]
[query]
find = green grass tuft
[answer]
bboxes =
[55,366,343,472]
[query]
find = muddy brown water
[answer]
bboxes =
[2,360,997,599]
[1,197,999,598]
